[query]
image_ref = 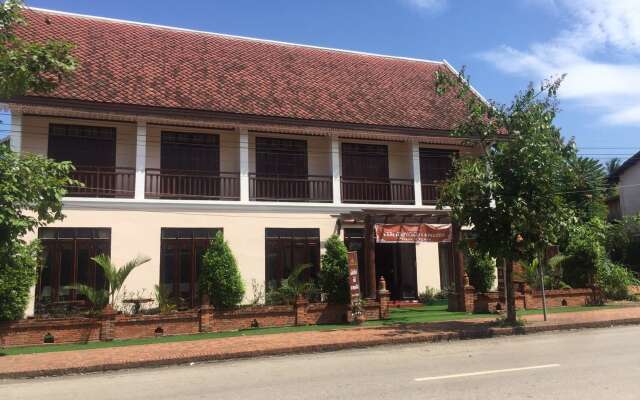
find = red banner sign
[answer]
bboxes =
[347,251,360,302]
[374,223,452,243]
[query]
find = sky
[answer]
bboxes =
[6,0,640,163]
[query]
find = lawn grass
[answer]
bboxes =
[0,303,622,357]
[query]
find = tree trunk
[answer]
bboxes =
[506,259,517,324]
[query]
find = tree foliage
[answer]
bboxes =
[91,254,151,306]
[266,264,318,305]
[435,69,579,322]
[606,214,640,273]
[319,235,350,304]
[0,240,39,320]
[200,232,245,309]
[1,0,76,99]
[465,249,495,293]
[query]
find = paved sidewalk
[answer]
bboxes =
[2,307,640,379]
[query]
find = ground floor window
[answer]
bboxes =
[160,228,220,308]
[265,228,320,288]
[37,228,111,309]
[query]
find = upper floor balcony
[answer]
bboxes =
[17,116,457,206]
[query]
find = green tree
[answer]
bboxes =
[605,158,622,177]
[0,146,78,320]
[319,235,350,304]
[465,249,495,293]
[200,232,245,309]
[606,214,640,273]
[435,70,575,323]
[1,0,76,99]
[562,155,608,222]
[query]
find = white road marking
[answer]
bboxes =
[415,364,561,382]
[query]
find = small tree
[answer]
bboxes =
[465,249,495,293]
[92,254,151,306]
[0,241,40,320]
[1,0,76,99]
[435,69,576,324]
[200,232,245,309]
[319,235,350,304]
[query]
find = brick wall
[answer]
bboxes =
[474,288,596,313]
[0,299,385,347]
[0,318,100,347]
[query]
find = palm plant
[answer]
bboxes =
[70,254,151,310]
[93,254,151,305]
[605,158,622,177]
[266,264,318,305]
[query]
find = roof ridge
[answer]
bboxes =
[26,6,446,65]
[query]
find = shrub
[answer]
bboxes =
[200,232,245,309]
[319,235,350,304]
[596,259,640,300]
[606,214,640,273]
[519,256,570,290]
[465,250,495,293]
[0,241,40,321]
[154,284,176,314]
[560,219,606,288]
[266,264,318,305]
[418,286,444,305]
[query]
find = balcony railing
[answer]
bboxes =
[249,173,332,202]
[341,177,415,204]
[68,166,135,198]
[421,183,443,204]
[145,169,240,200]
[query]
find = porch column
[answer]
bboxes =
[239,127,250,203]
[331,136,341,204]
[364,216,377,299]
[9,110,22,154]
[411,142,422,206]
[134,120,147,200]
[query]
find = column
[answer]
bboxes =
[134,120,147,200]
[411,142,422,206]
[331,136,341,204]
[239,127,249,203]
[364,216,377,299]
[449,223,466,311]
[9,110,22,153]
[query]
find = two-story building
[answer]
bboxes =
[6,8,482,315]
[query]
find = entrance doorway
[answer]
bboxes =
[376,243,417,300]
[344,228,418,300]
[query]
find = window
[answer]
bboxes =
[255,136,308,177]
[37,228,111,307]
[160,228,220,308]
[419,149,456,184]
[48,124,116,168]
[265,228,320,288]
[341,142,389,179]
[161,131,220,173]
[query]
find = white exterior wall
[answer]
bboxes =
[415,242,441,293]
[620,162,640,216]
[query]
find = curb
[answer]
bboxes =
[3,317,640,379]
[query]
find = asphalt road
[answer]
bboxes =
[3,325,640,399]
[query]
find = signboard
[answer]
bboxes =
[374,223,452,243]
[347,251,360,302]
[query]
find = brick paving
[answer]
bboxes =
[2,306,640,379]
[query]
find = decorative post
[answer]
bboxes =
[199,294,214,333]
[294,295,309,326]
[364,215,377,299]
[99,305,117,341]
[449,223,466,311]
[463,273,475,313]
[134,120,147,200]
[377,276,390,319]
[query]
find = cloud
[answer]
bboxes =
[401,0,447,13]
[481,0,640,127]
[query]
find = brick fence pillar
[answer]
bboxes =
[377,276,390,319]
[463,274,475,313]
[199,306,214,333]
[99,305,117,341]
[294,296,309,326]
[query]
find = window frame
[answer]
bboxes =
[264,228,320,288]
[47,123,117,169]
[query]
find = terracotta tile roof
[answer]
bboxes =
[15,8,475,131]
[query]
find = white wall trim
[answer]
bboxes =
[60,196,444,214]
[9,110,22,153]
[331,136,341,205]
[412,142,423,206]
[134,120,147,200]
